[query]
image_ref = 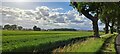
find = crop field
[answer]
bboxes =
[1,30,117,53]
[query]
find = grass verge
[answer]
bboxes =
[99,33,117,54]
[53,34,116,54]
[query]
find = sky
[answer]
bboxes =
[0,2,105,30]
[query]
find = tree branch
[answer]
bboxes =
[81,7,98,21]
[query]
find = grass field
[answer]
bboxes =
[1,30,117,53]
[2,30,95,52]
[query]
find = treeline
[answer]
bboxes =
[0,24,41,31]
[48,28,77,31]
[1,24,23,30]
[0,24,77,31]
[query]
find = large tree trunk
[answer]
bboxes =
[105,21,109,34]
[110,19,115,34]
[105,17,109,34]
[92,20,100,37]
[110,26,113,34]
[81,8,100,37]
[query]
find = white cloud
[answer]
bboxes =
[52,8,63,11]
[36,6,50,11]
[1,6,104,30]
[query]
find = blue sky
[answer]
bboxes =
[2,2,73,12]
[1,2,104,30]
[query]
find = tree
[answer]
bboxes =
[108,3,119,34]
[36,27,41,31]
[99,3,118,34]
[33,26,37,31]
[11,25,17,30]
[70,2,120,35]
[33,26,41,31]
[99,6,110,34]
[4,24,11,30]
[50,28,77,31]
[18,26,23,30]
[70,2,102,37]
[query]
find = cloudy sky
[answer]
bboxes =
[0,2,104,30]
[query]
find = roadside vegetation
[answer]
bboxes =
[53,34,117,53]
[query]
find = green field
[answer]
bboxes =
[1,30,117,53]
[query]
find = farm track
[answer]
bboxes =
[97,34,116,54]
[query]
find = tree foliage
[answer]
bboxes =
[70,1,120,34]
[70,2,103,37]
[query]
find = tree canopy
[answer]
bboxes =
[70,2,120,35]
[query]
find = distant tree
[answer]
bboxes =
[36,27,41,31]
[33,26,41,31]
[4,24,11,30]
[50,28,77,31]
[33,26,37,31]
[11,25,17,30]
[18,26,23,30]
[28,29,33,31]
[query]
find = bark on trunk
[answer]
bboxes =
[81,8,100,37]
[110,26,113,34]
[110,19,115,34]
[92,20,100,37]
[105,21,109,34]
[105,17,109,34]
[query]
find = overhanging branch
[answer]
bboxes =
[81,8,98,21]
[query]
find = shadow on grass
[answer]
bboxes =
[96,34,116,54]
[2,36,94,54]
